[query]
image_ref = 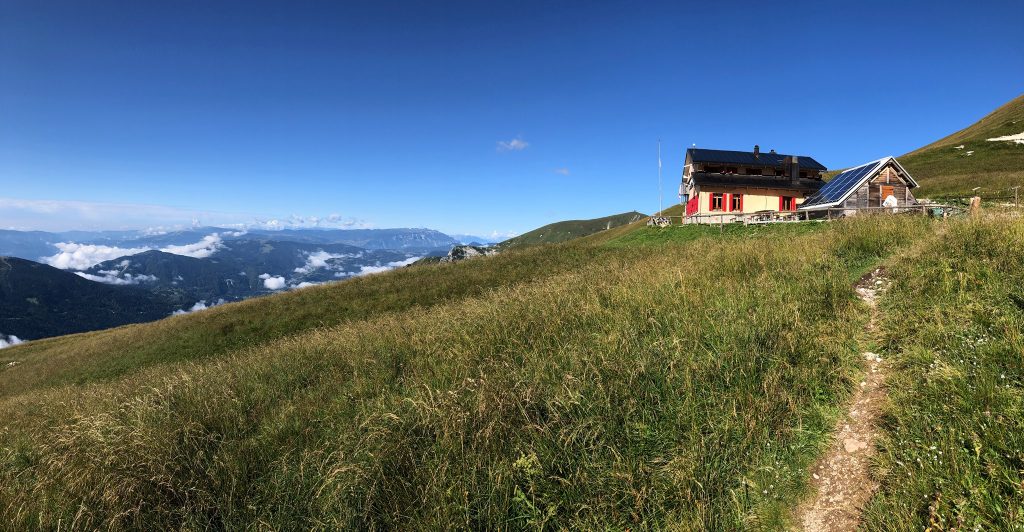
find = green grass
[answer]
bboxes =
[599,220,827,248]
[863,214,1024,529]
[498,211,646,249]
[0,243,616,399]
[0,215,933,529]
[901,94,1024,198]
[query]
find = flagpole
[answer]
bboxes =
[658,139,663,216]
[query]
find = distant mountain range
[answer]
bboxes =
[80,240,412,303]
[0,227,471,342]
[0,256,181,340]
[0,227,464,261]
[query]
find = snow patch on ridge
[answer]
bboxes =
[986,131,1024,145]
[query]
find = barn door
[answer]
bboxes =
[881,185,895,206]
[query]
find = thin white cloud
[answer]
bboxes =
[259,273,287,290]
[347,256,421,277]
[554,167,570,175]
[489,230,518,240]
[0,197,252,232]
[171,299,227,316]
[0,333,24,349]
[42,233,225,270]
[161,234,223,259]
[75,270,158,285]
[497,137,529,152]
[293,250,361,274]
[243,214,371,231]
[44,242,151,270]
[0,196,372,232]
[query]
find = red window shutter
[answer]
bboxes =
[709,194,713,211]
[739,194,744,211]
[778,196,783,211]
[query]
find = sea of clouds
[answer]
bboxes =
[43,233,226,271]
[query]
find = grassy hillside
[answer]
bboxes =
[3,210,1022,529]
[901,94,1024,197]
[864,215,1024,529]
[0,215,934,529]
[0,245,612,399]
[0,256,182,340]
[498,211,646,249]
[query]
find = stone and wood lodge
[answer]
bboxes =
[680,146,826,222]
[679,146,920,222]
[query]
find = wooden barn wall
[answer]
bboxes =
[841,163,917,208]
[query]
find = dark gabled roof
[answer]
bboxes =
[799,156,918,210]
[691,173,825,192]
[687,148,828,171]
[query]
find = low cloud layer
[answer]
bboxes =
[172,299,227,316]
[45,243,150,270]
[293,250,361,275]
[43,233,225,270]
[0,334,24,349]
[76,270,159,285]
[161,234,223,259]
[346,256,421,277]
[0,196,370,233]
[488,230,519,240]
[246,214,370,231]
[259,273,287,290]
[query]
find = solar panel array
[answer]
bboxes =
[687,149,828,171]
[800,160,882,208]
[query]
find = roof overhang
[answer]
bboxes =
[692,172,825,192]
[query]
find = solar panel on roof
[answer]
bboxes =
[687,148,828,171]
[800,160,882,208]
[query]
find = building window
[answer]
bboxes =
[710,193,724,211]
[726,167,738,174]
[731,194,742,212]
[781,196,795,211]
[744,168,761,175]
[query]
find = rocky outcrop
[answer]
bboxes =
[439,245,498,263]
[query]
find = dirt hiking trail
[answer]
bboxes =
[793,267,890,531]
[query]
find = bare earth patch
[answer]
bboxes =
[794,268,890,531]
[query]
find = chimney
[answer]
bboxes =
[770,149,776,154]
[790,156,800,182]
[753,144,760,159]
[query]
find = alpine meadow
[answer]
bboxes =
[2,2,1024,530]
[1,210,1021,529]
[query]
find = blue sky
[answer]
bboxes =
[2,0,1022,236]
